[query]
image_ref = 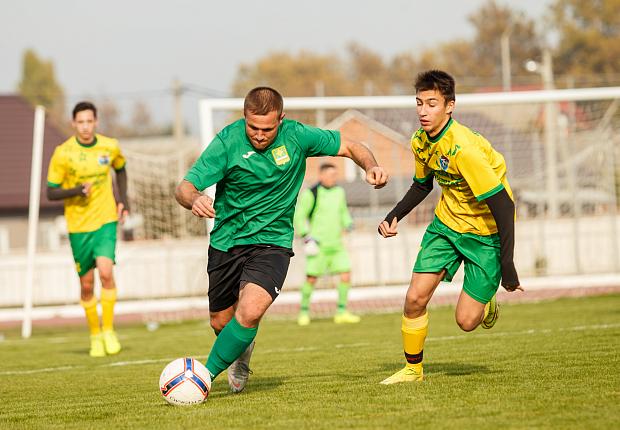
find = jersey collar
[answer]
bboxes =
[75,135,98,148]
[427,117,453,143]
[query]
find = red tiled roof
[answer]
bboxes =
[0,95,67,211]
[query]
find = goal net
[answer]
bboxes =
[199,87,620,303]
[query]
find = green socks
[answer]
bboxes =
[337,282,351,313]
[206,317,257,380]
[300,281,314,313]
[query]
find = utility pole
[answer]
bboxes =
[173,78,184,145]
[315,81,325,127]
[501,28,512,91]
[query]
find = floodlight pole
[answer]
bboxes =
[541,49,560,219]
[22,106,45,339]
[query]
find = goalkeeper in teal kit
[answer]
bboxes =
[294,163,360,325]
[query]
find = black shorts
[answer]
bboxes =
[207,244,294,312]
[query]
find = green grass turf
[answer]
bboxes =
[0,295,618,430]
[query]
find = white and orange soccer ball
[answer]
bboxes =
[159,357,211,406]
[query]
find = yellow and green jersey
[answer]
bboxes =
[47,134,126,233]
[411,117,512,235]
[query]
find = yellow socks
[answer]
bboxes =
[80,297,101,335]
[100,288,117,331]
[402,312,429,371]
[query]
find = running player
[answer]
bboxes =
[378,70,522,384]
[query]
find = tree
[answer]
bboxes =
[550,0,620,82]
[232,50,352,97]
[97,99,126,137]
[130,101,155,136]
[18,49,66,122]
[467,0,542,85]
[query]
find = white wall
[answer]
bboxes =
[1,215,619,307]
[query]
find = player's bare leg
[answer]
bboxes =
[381,270,445,384]
[455,290,493,332]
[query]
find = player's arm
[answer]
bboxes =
[115,167,130,222]
[175,180,215,218]
[46,183,90,200]
[457,147,521,291]
[378,179,433,238]
[337,138,388,189]
[293,189,313,237]
[485,189,521,291]
[115,167,129,211]
[340,190,353,232]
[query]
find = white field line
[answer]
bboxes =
[1,322,617,377]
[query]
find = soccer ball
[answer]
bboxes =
[159,357,211,406]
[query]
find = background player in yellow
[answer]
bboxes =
[378,70,523,384]
[294,163,359,325]
[46,101,129,358]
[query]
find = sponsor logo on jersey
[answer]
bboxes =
[242,150,256,159]
[271,146,290,166]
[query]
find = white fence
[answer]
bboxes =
[1,215,619,308]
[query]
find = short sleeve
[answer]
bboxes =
[184,136,228,191]
[296,123,341,157]
[47,147,65,188]
[413,153,433,184]
[456,147,504,201]
[112,140,126,170]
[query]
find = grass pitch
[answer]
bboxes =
[0,294,618,429]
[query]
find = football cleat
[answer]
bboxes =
[481,295,499,329]
[102,330,121,355]
[334,311,361,324]
[380,366,424,384]
[89,333,106,358]
[228,341,255,393]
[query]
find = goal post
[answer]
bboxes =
[198,87,620,283]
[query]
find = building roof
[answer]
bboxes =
[0,95,67,212]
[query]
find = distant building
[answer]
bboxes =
[0,95,67,251]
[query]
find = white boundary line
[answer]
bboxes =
[1,322,617,377]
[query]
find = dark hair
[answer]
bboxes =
[319,162,336,172]
[72,101,97,119]
[244,87,283,116]
[414,70,455,103]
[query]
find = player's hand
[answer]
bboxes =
[303,236,320,256]
[501,262,523,292]
[378,217,398,238]
[366,166,389,189]
[80,182,92,197]
[502,282,524,292]
[117,202,129,224]
[191,195,215,218]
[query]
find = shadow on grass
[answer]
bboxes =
[208,375,286,397]
[425,362,489,376]
[378,361,489,376]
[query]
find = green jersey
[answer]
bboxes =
[294,185,352,250]
[185,118,341,251]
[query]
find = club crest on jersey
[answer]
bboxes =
[98,154,110,166]
[271,146,290,166]
[439,155,450,171]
